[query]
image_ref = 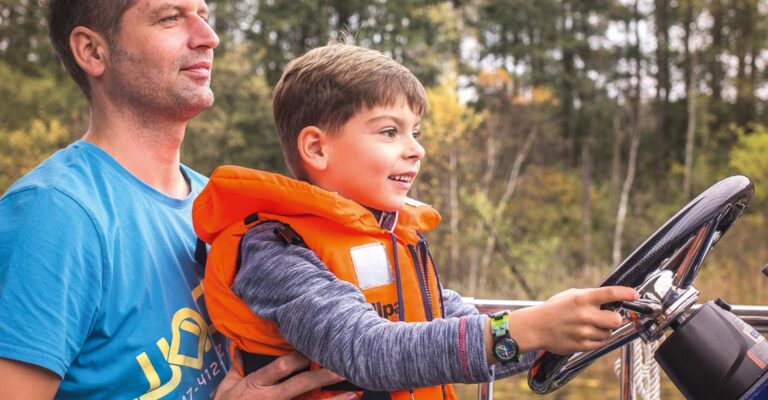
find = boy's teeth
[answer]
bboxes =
[389,175,411,182]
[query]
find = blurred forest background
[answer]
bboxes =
[1,0,767,398]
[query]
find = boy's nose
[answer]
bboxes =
[404,136,425,160]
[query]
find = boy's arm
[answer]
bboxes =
[441,288,479,318]
[235,223,637,390]
[234,222,495,391]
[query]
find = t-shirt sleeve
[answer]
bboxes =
[233,222,496,391]
[0,186,103,378]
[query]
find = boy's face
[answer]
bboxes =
[317,100,425,212]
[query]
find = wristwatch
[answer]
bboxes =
[490,310,521,364]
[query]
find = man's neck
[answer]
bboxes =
[84,103,191,199]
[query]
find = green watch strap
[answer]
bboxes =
[490,310,510,338]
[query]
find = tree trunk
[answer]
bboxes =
[581,138,593,269]
[613,129,641,266]
[734,0,756,128]
[448,147,460,283]
[653,0,671,178]
[682,0,696,199]
[478,126,539,290]
[707,0,724,134]
[611,114,623,198]
[560,0,577,167]
[613,0,643,266]
[467,118,501,296]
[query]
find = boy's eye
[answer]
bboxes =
[412,130,422,139]
[380,128,398,138]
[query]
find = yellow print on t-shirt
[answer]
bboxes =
[134,283,221,400]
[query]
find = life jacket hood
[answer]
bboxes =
[193,165,440,244]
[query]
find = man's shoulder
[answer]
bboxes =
[4,142,95,199]
[1,142,128,231]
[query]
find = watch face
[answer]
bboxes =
[494,338,519,362]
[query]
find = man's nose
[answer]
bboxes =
[190,16,219,49]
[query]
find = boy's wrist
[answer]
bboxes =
[506,307,540,353]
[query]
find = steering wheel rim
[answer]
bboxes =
[528,175,755,394]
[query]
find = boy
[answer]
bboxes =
[193,43,637,399]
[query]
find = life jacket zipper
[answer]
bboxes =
[407,241,434,321]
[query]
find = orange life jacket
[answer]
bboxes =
[193,166,457,400]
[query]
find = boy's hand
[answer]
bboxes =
[215,351,358,400]
[511,286,638,355]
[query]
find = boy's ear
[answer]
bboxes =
[70,26,109,78]
[297,126,329,171]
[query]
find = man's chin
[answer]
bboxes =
[174,92,214,119]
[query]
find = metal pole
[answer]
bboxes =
[477,380,493,400]
[621,341,634,400]
[463,298,768,332]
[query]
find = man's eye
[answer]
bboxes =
[160,14,180,23]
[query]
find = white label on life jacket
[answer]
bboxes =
[350,242,394,290]
[404,197,430,207]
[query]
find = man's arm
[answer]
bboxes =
[215,352,356,400]
[0,188,103,390]
[0,359,61,399]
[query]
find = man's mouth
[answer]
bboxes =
[181,61,212,71]
[180,61,212,79]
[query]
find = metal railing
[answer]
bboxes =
[463,298,768,400]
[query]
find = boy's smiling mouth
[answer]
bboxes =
[388,173,415,183]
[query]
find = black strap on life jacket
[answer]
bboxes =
[241,352,390,398]
[194,238,208,266]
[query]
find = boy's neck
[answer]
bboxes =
[366,208,399,232]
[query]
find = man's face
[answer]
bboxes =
[316,99,425,212]
[104,0,219,121]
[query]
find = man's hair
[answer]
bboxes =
[273,43,427,181]
[46,0,136,100]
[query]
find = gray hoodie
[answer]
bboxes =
[233,220,535,392]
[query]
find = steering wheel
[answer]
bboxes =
[528,175,755,394]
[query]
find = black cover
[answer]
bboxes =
[655,301,768,400]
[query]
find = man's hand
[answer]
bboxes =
[214,351,358,400]
[510,286,638,355]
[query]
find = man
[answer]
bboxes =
[0,0,354,398]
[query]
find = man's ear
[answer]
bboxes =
[297,126,329,172]
[69,26,109,78]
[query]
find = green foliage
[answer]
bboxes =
[3,0,768,396]
[1,0,767,306]
[0,118,70,192]
[729,124,768,205]
[183,45,282,176]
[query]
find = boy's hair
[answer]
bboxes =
[273,43,427,181]
[47,0,136,101]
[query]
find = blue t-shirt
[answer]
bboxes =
[0,141,228,399]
